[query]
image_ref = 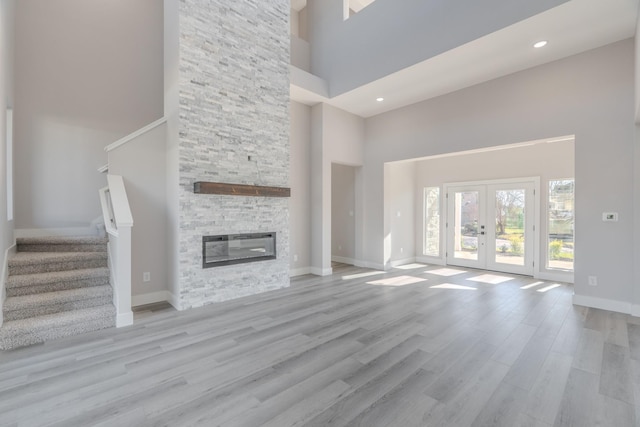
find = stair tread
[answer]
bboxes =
[16,236,108,245]
[9,251,108,265]
[6,267,109,288]
[0,305,116,335]
[4,285,112,311]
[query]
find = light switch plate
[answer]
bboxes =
[602,212,618,222]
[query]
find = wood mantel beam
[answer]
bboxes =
[193,182,291,197]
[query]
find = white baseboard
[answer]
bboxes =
[415,256,445,266]
[132,291,170,307]
[310,267,333,276]
[534,271,574,284]
[572,294,632,316]
[389,257,417,268]
[290,267,312,277]
[355,260,385,270]
[116,311,134,328]
[15,227,96,238]
[132,290,182,311]
[331,256,357,265]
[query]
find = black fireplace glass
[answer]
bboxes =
[202,232,276,268]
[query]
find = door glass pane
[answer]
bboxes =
[495,189,525,266]
[424,187,440,256]
[453,191,479,261]
[548,179,574,270]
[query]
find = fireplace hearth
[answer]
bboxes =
[202,233,276,268]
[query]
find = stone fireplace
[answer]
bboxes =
[176,0,290,309]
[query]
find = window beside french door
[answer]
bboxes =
[547,179,574,271]
[423,187,440,257]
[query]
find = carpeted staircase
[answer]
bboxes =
[0,236,116,350]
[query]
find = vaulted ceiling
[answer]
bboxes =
[291,0,639,118]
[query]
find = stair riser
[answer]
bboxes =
[4,296,113,321]
[9,259,107,276]
[6,277,110,297]
[0,317,116,351]
[17,244,107,253]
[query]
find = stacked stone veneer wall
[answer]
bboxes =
[177,0,290,309]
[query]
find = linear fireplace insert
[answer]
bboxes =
[202,232,276,268]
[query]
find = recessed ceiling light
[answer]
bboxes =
[376,97,384,102]
[533,40,548,48]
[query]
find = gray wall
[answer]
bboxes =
[13,0,163,231]
[385,161,416,265]
[1,0,16,324]
[364,39,634,307]
[331,163,356,262]
[176,1,291,309]
[164,0,181,304]
[307,0,569,96]
[107,124,168,301]
[1,0,15,239]
[290,101,312,273]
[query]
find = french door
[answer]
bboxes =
[445,180,536,275]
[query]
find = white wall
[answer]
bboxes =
[385,161,415,266]
[107,124,168,303]
[1,0,17,325]
[633,6,640,312]
[413,140,575,277]
[290,101,312,274]
[331,163,356,262]
[1,0,15,241]
[635,126,640,315]
[164,0,180,306]
[364,40,634,310]
[307,0,569,95]
[14,0,163,231]
[310,103,364,274]
[636,9,640,123]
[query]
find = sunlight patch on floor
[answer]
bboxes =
[424,268,467,277]
[466,274,513,284]
[537,284,562,293]
[521,281,546,290]
[394,263,428,270]
[367,275,427,287]
[342,271,386,280]
[430,283,477,291]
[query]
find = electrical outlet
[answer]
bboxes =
[400,247,404,254]
[293,254,298,262]
[588,276,597,286]
[143,272,151,282]
[338,245,342,251]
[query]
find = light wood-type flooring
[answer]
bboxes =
[0,262,638,426]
